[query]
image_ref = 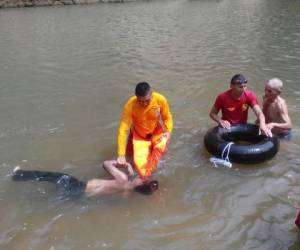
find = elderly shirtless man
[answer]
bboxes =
[262,78,292,139]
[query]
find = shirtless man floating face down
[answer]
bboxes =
[85,160,159,196]
[12,160,159,198]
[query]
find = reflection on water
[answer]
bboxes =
[0,0,300,249]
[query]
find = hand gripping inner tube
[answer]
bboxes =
[204,124,280,164]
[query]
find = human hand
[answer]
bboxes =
[126,163,135,177]
[162,132,170,141]
[266,123,275,130]
[259,124,273,137]
[219,119,231,129]
[117,156,127,166]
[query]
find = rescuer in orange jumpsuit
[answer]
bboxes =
[117,82,173,180]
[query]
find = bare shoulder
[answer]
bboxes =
[277,96,288,110]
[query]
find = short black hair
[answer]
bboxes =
[135,82,151,97]
[134,180,159,195]
[230,74,248,85]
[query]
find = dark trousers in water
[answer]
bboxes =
[12,169,86,197]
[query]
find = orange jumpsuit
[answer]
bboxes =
[117,92,173,178]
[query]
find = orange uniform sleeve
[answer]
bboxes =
[117,98,133,156]
[159,94,173,133]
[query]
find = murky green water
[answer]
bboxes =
[0,0,300,249]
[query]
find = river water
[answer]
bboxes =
[0,0,300,249]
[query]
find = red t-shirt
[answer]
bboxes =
[214,90,258,125]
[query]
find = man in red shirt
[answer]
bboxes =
[209,74,272,137]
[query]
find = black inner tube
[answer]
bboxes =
[204,124,279,164]
[220,125,264,144]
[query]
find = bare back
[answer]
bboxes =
[85,179,130,196]
[84,160,144,197]
[263,96,291,134]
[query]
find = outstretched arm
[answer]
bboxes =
[252,104,272,137]
[84,160,133,196]
[209,106,231,129]
[85,161,146,196]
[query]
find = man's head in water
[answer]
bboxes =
[134,180,159,195]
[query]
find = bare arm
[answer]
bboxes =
[266,100,292,130]
[252,104,272,137]
[209,106,231,129]
[103,160,129,183]
[126,162,135,177]
[84,160,143,197]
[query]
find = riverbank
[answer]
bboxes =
[0,0,126,8]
